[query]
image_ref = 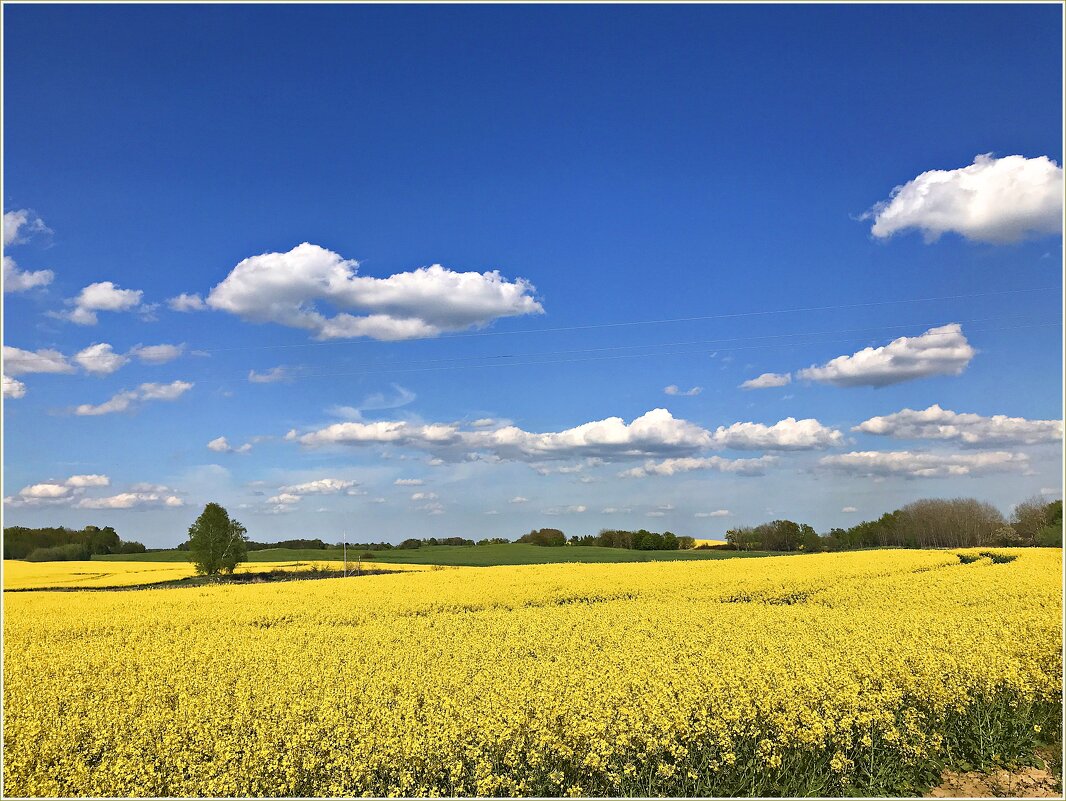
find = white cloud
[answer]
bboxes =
[129,482,172,493]
[207,436,252,454]
[267,493,302,505]
[1040,487,1062,498]
[6,474,113,507]
[394,478,424,486]
[3,375,26,398]
[248,366,291,384]
[3,346,75,376]
[138,381,193,401]
[842,506,858,513]
[279,478,359,495]
[74,343,129,376]
[711,417,843,450]
[664,385,702,396]
[509,496,529,504]
[59,281,144,325]
[19,483,74,500]
[295,408,713,463]
[130,343,185,364]
[3,209,51,246]
[646,511,667,518]
[205,242,544,341]
[411,491,439,501]
[601,507,632,514]
[818,450,1030,479]
[543,505,587,515]
[695,510,731,518]
[3,256,54,293]
[855,404,1063,447]
[471,418,498,427]
[75,380,193,416]
[167,293,206,312]
[76,492,184,510]
[865,154,1064,244]
[621,455,777,478]
[740,372,791,390]
[795,324,975,388]
[65,474,110,488]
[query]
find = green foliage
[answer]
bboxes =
[25,543,92,562]
[571,529,694,551]
[517,528,567,547]
[2,525,145,560]
[185,503,248,576]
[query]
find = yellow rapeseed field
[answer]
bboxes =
[2,549,1061,797]
[1,558,432,590]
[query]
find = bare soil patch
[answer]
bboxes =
[926,764,1061,798]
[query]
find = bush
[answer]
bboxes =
[398,539,421,549]
[358,551,376,560]
[25,543,91,562]
[517,528,566,547]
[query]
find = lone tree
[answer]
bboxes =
[186,503,248,576]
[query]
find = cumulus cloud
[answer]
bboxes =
[855,404,1063,447]
[664,385,702,396]
[207,436,252,454]
[3,255,54,293]
[65,474,110,487]
[3,375,27,398]
[411,491,439,501]
[3,346,75,376]
[5,474,113,507]
[695,509,731,518]
[295,408,714,464]
[204,243,543,341]
[818,450,1030,479]
[279,478,359,495]
[864,154,1064,244]
[796,324,975,387]
[57,281,144,325]
[3,209,51,246]
[130,343,185,364]
[167,293,206,312]
[740,372,792,390]
[75,380,193,416]
[267,493,302,506]
[74,343,129,376]
[842,506,858,513]
[76,492,184,510]
[621,455,777,478]
[509,496,529,504]
[394,478,424,486]
[711,418,843,450]
[543,505,587,515]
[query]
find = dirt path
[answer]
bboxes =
[926,765,1061,798]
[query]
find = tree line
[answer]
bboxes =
[2,525,147,561]
[726,496,1063,552]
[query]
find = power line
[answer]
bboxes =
[195,285,1057,353]
[209,318,1061,384]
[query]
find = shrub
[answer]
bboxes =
[25,543,91,561]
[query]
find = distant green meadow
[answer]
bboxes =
[95,543,772,567]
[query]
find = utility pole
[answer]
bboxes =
[343,531,348,577]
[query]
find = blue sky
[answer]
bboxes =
[3,4,1062,547]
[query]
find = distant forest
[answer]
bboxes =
[2,525,147,561]
[4,496,1061,562]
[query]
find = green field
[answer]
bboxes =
[95,543,772,567]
